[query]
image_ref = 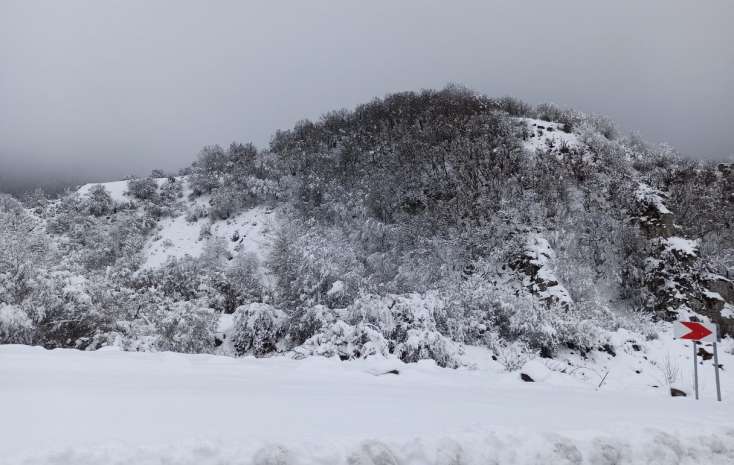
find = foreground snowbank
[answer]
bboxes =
[0,345,732,464]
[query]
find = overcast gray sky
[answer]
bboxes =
[1,0,733,192]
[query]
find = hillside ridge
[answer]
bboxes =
[1,88,733,386]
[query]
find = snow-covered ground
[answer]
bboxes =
[77,177,170,203]
[518,118,579,153]
[19,175,729,463]
[142,205,278,269]
[76,177,280,270]
[1,341,732,465]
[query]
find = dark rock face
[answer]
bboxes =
[697,304,734,338]
[633,185,734,334]
[696,275,734,338]
[670,388,687,397]
[702,275,734,304]
[631,184,733,333]
[520,373,534,382]
[702,291,725,314]
[638,204,676,239]
[635,185,676,239]
[644,237,702,321]
[510,233,572,310]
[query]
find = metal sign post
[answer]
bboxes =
[693,341,699,400]
[713,325,722,402]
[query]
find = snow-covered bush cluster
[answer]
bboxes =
[2,86,733,368]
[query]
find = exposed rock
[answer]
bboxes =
[635,184,676,238]
[702,274,734,304]
[670,388,687,397]
[599,344,616,357]
[510,233,572,309]
[520,373,534,382]
[697,304,734,338]
[643,238,702,321]
[702,290,725,314]
[632,184,733,329]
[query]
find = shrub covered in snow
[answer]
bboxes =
[209,185,242,220]
[230,303,288,356]
[393,329,463,368]
[224,252,263,307]
[268,221,364,308]
[0,303,34,344]
[285,305,337,347]
[294,320,389,360]
[127,177,159,200]
[154,302,218,353]
[492,340,530,372]
[85,184,114,217]
[344,292,465,367]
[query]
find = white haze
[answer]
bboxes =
[1,0,733,192]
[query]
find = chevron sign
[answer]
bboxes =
[674,321,717,344]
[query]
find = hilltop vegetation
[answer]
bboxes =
[1,86,733,369]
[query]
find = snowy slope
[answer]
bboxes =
[75,177,280,270]
[77,177,170,202]
[518,117,579,152]
[1,341,733,465]
[142,205,278,269]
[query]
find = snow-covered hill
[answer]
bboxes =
[1,342,732,465]
[4,88,734,464]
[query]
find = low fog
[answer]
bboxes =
[2,0,733,194]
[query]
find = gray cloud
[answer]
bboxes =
[2,0,733,192]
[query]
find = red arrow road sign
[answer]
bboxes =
[674,321,717,343]
[679,322,712,340]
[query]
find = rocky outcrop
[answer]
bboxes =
[702,273,734,304]
[634,183,734,335]
[698,280,734,337]
[643,236,701,320]
[635,184,676,238]
[511,234,572,309]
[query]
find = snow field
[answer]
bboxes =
[76,177,279,271]
[518,117,579,153]
[1,341,732,465]
[77,177,170,203]
[142,205,277,269]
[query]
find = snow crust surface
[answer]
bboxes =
[1,340,733,465]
